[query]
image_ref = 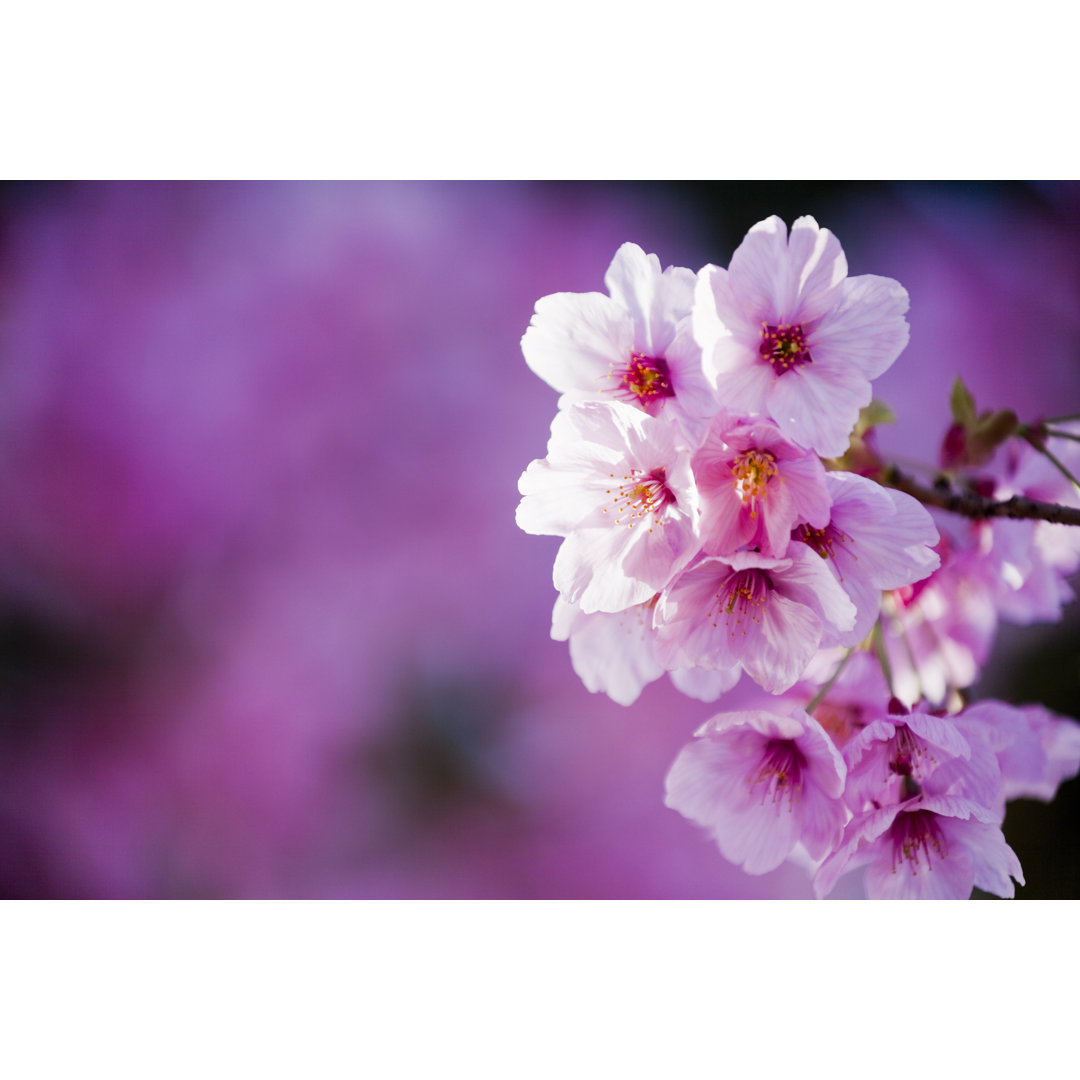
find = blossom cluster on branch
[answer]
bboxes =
[516,216,1080,899]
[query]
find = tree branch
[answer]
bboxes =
[883,465,1080,526]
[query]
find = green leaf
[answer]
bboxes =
[950,376,977,427]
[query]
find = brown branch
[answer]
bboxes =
[883,465,1080,527]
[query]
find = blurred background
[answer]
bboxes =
[0,180,1076,899]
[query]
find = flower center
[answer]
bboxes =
[890,809,948,876]
[731,449,779,506]
[710,568,772,629]
[605,467,674,529]
[751,738,806,806]
[759,323,812,374]
[616,353,674,410]
[887,724,938,780]
[793,523,845,560]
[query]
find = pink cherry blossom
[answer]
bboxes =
[1016,704,1080,802]
[793,471,940,645]
[664,707,848,875]
[517,401,700,614]
[514,199,1080,900]
[653,546,856,694]
[692,416,830,558]
[876,427,1078,705]
[980,428,1080,625]
[693,215,910,457]
[841,700,990,812]
[522,242,717,442]
[814,793,1023,900]
[878,525,1000,706]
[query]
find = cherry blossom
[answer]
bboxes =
[981,428,1080,624]
[550,595,665,706]
[878,530,1000,707]
[550,596,743,706]
[522,242,717,442]
[694,216,910,457]
[841,700,986,812]
[664,707,848,875]
[814,792,1023,900]
[653,547,855,693]
[516,211,1080,900]
[692,416,830,558]
[517,401,700,613]
[784,650,891,750]
[794,470,940,646]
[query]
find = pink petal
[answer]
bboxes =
[767,357,872,458]
[775,544,857,640]
[727,216,794,323]
[785,216,849,323]
[743,592,821,693]
[865,842,974,900]
[811,273,910,381]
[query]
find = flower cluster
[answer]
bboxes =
[879,417,1080,705]
[517,216,1080,899]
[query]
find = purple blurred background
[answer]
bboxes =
[0,181,1077,898]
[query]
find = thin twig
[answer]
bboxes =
[871,621,895,698]
[1035,443,1080,496]
[1045,428,1080,445]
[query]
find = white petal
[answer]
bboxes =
[604,242,694,355]
[522,290,634,396]
[786,216,848,323]
[555,598,665,706]
[727,216,792,323]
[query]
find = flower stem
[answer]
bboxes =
[806,648,854,715]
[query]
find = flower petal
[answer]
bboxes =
[522,290,634,394]
[812,273,909,381]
